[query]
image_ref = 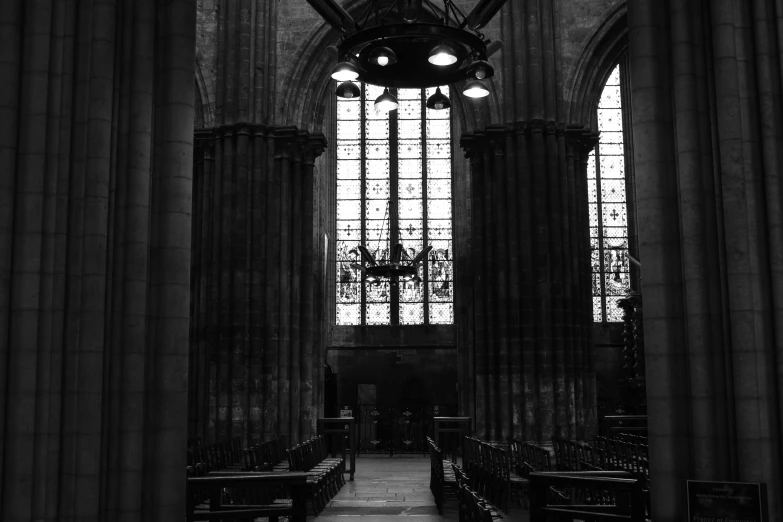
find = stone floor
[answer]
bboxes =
[311,456,529,522]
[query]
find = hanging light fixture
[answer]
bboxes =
[369,46,397,67]
[463,79,489,98]
[331,60,359,81]
[428,43,458,66]
[467,59,493,80]
[374,87,399,112]
[426,87,451,110]
[309,0,507,97]
[336,81,361,98]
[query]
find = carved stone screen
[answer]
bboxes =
[588,64,629,322]
[336,83,454,326]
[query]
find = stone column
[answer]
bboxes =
[188,0,328,445]
[0,1,196,520]
[461,123,598,442]
[459,0,598,442]
[629,0,783,519]
[190,127,326,445]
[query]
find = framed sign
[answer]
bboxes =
[687,480,768,522]
[340,409,353,418]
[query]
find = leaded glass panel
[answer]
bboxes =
[429,303,453,324]
[337,141,361,159]
[427,179,451,199]
[399,282,423,302]
[427,159,451,178]
[400,303,425,324]
[337,220,361,240]
[366,303,391,324]
[589,62,631,322]
[365,119,389,139]
[598,108,623,131]
[399,99,421,119]
[337,199,361,221]
[338,120,361,140]
[399,179,423,199]
[337,304,361,325]
[399,199,423,219]
[428,199,452,220]
[426,140,451,158]
[366,140,390,159]
[399,140,422,159]
[427,220,451,240]
[365,200,388,221]
[426,120,450,139]
[398,88,421,100]
[600,179,625,202]
[366,179,390,200]
[399,159,422,178]
[337,179,361,199]
[398,219,423,240]
[337,159,360,179]
[337,100,360,120]
[398,119,422,139]
[599,156,625,178]
[365,159,390,178]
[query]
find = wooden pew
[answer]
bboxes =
[427,436,456,514]
[186,471,308,522]
[528,471,646,522]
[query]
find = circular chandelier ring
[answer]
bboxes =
[338,23,487,62]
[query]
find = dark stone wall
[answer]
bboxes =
[327,348,459,408]
[591,323,624,418]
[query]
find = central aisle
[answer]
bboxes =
[312,456,528,522]
[313,456,454,521]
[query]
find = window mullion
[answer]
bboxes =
[421,88,430,325]
[390,89,400,325]
[595,142,606,322]
[360,84,367,326]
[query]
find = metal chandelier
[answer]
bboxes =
[306,0,506,108]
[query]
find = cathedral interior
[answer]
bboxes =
[1,0,782,520]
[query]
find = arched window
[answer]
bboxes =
[336,84,454,326]
[588,63,634,322]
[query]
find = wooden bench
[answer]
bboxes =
[453,463,503,522]
[427,436,456,513]
[528,471,646,522]
[186,471,308,522]
[286,436,346,514]
[188,437,244,472]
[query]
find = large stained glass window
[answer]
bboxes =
[588,64,630,322]
[336,83,454,326]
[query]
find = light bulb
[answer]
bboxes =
[377,56,389,66]
[434,101,444,110]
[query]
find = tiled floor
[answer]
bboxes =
[311,456,529,522]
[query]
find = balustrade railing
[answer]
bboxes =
[340,404,457,455]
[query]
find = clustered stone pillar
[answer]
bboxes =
[190,128,326,446]
[458,0,599,442]
[629,0,783,519]
[0,1,196,520]
[461,124,598,442]
[188,0,327,446]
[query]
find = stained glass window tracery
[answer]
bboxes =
[589,64,631,322]
[336,83,454,325]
